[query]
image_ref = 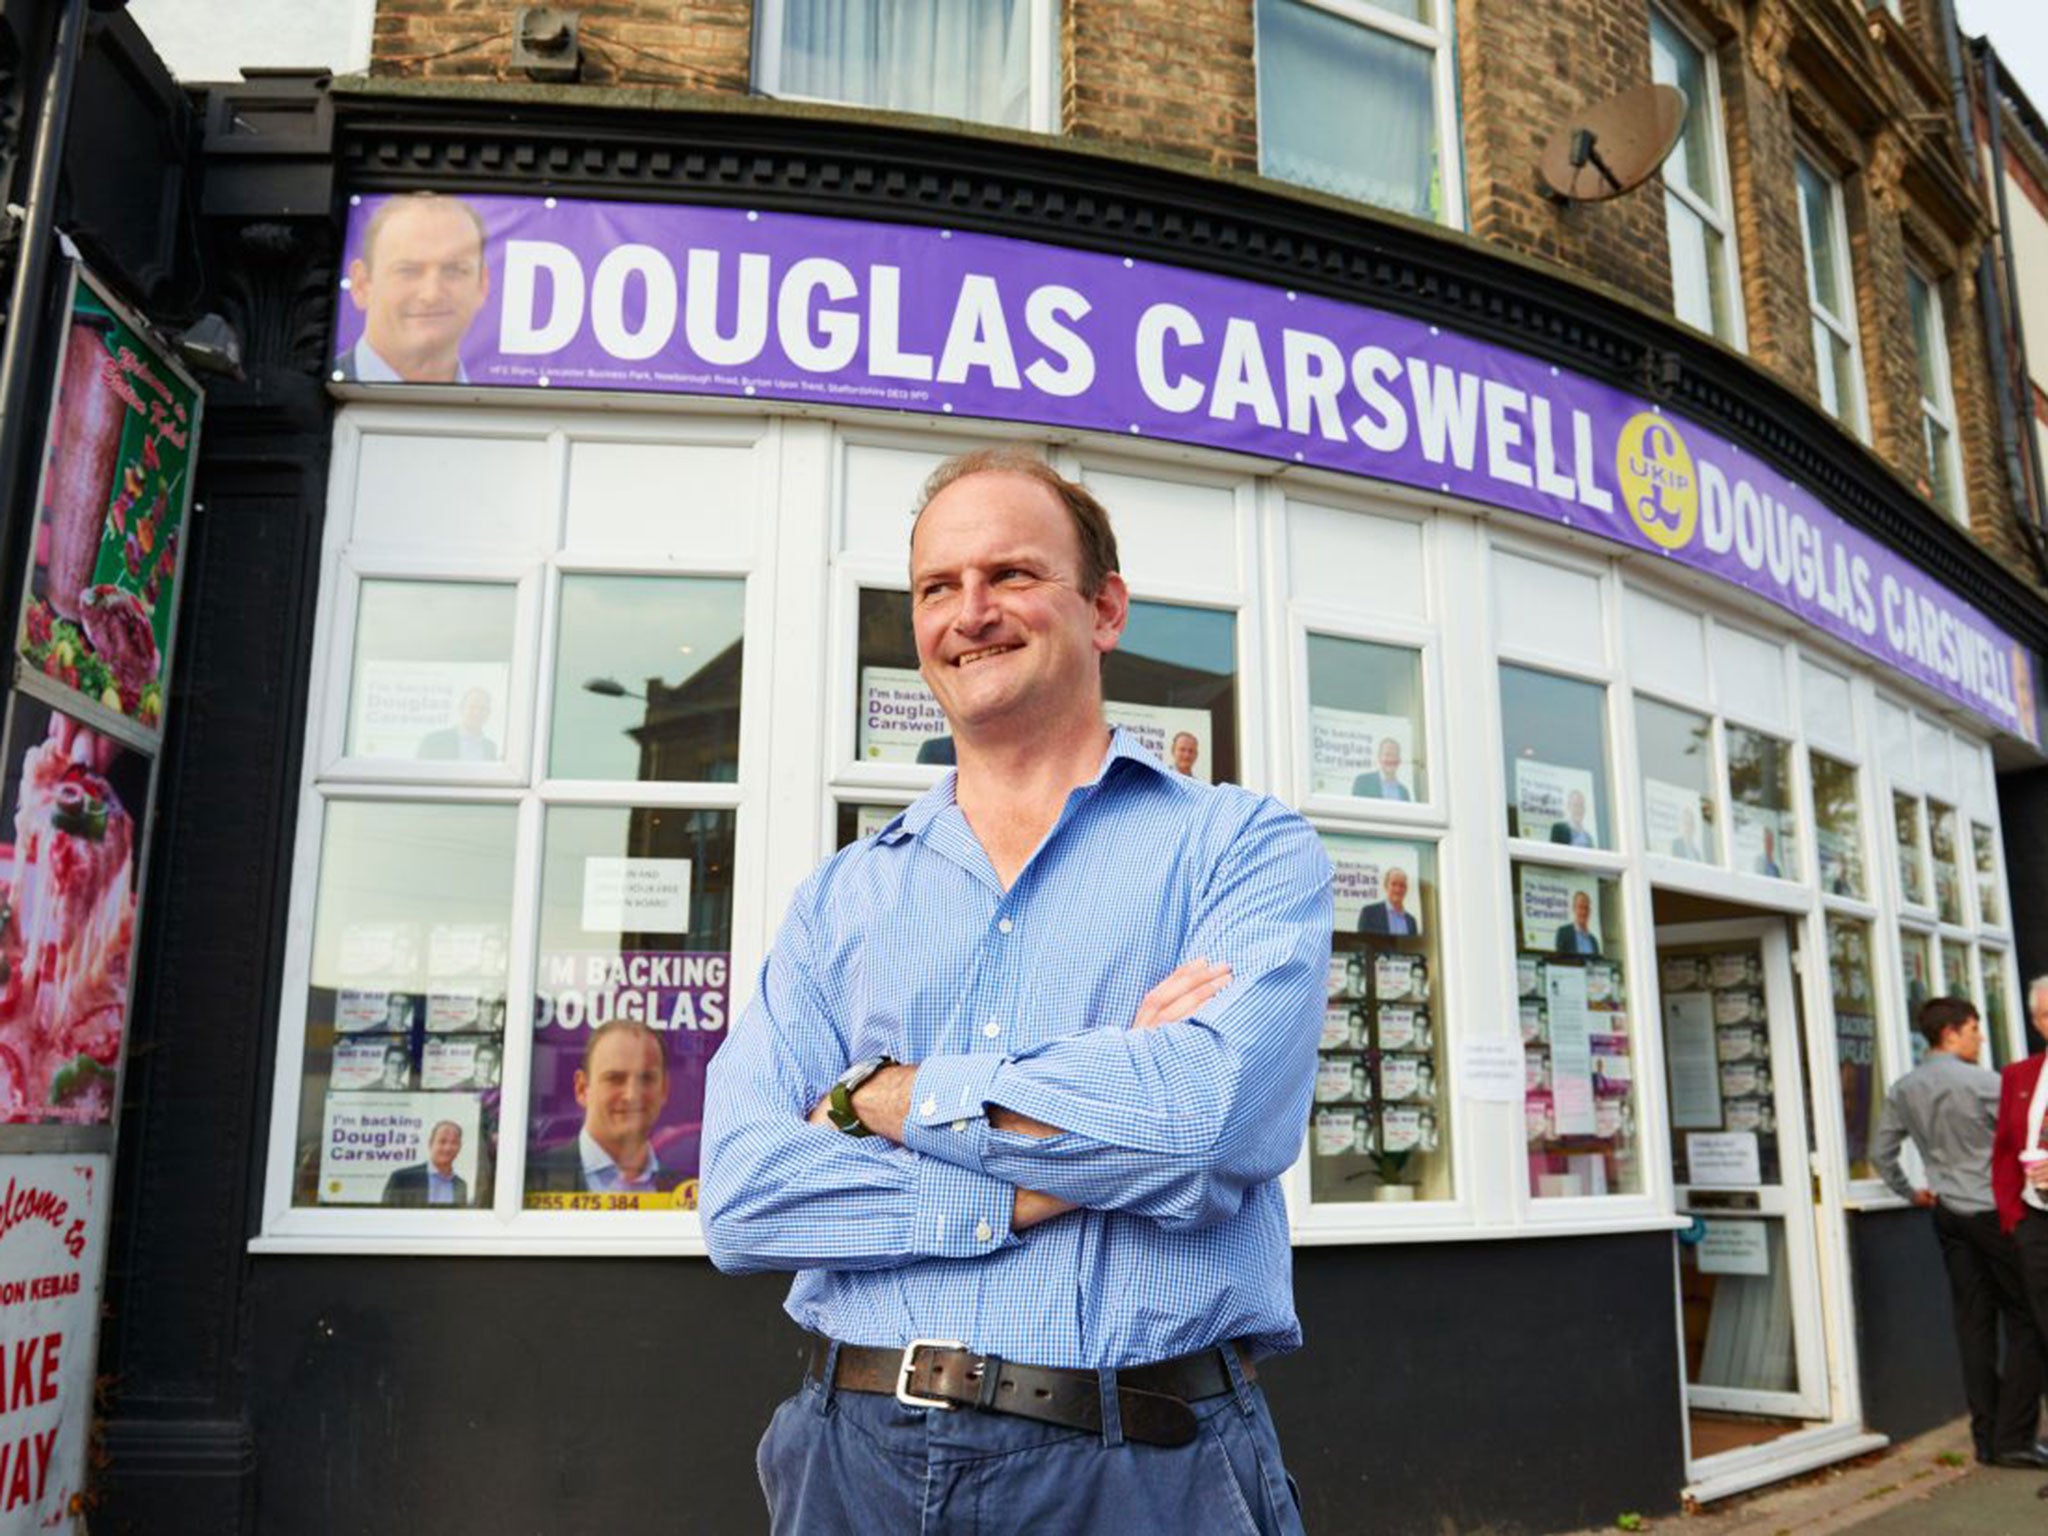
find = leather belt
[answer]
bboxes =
[806,1335,1250,1448]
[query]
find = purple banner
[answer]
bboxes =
[335,192,2039,742]
[525,949,728,1210]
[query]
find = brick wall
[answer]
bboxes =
[1455,0,1669,312]
[1065,0,1255,171]
[372,1,753,92]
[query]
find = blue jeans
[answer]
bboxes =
[757,1343,1306,1534]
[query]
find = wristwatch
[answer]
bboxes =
[827,1055,896,1137]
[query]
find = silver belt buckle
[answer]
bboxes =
[896,1337,967,1410]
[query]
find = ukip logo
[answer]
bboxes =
[1615,411,1698,552]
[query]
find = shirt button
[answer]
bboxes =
[952,1119,968,1133]
[921,1097,937,1117]
[983,1021,1002,1038]
[975,1220,993,1243]
[997,918,1013,934]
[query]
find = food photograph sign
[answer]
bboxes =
[18,266,200,738]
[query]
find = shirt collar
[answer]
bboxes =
[577,1126,661,1181]
[352,338,468,385]
[884,726,1172,844]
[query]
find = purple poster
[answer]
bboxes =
[335,192,2039,743]
[524,950,727,1211]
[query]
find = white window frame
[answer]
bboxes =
[753,0,1063,134]
[1795,152,1869,439]
[1253,0,1468,229]
[1649,3,1746,348]
[1906,263,1967,525]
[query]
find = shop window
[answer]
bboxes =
[1726,727,1796,880]
[1906,267,1964,522]
[550,575,745,783]
[1927,800,1962,924]
[290,801,517,1209]
[1899,928,1933,1063]
[1939,938,1972,1006]
[1650,7,1742,344]
[1635,695,1716,864]
[1973,822,2003,927]
[1812,753,1865,898]
[855,587,1240,780]
[1256,0,1459,224]
[344,579,517,765]
[1794,154,1866,437]
[1516,864,1639,1198]
[1892,791,1927,907]
[1313,834,1447,1202]
[1501,665,1612,849]
[1307,634,1427,802]
[1982,953,2013,1068]
[524,806,735,1210]
[1826,917,1880,1182]
[836,801,908,847]
[755,0,1057,131]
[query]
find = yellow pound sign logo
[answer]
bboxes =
[1615,412,1698,552]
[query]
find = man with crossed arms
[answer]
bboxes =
[702,447,1328,1534]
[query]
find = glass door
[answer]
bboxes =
[1658,919,1830,1425]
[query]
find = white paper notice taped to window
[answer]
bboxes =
[1697,1218,1770,1276]
[582,857,692,934]
[1686,1130,1761,1187]
[1458,1038,1524,1102]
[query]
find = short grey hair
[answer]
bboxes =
[2029,975,2048,1012]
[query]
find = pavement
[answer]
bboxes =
[1561,1416,2048,1536]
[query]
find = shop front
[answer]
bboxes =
[106,91,2048,1534]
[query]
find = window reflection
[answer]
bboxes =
[1900,930,1933,1064]
[854,589,1239,780]
[1973,824,2002,927]
[1812,754,1864,898]
[293,801,516,1208]
[1826,918,1880,1180]
[525,805,736,1211]
[1726,727,1795,880]
[1928,801,1962,924]
[1515,864,1638,1198]
[552,575,745,783]
[1635,696,1715,863]
[1983,956,2012,1070]
[1308,635,1426,802]
[1501,666,1612,849]
[345,580,516,764]
[1314,835,1446,1203]
[1893,793,1927,906]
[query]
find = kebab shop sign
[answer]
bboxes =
[0,1157,103,1530]
[337,194,2039,743]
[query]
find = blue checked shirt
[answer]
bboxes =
[701,730,1332,1369]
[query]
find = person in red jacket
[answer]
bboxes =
[1992,980,2048,1362]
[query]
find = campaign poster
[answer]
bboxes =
[858,666,950,763]
[1102,700,1212,782]
[1731,803,1789,878]
[318,1091,483,1205]
[1321,833,1427,934]
[1519,865,1602,956]
[525,949,730,1210]
[1513,759,1597,843]
[0,1156,107,1529]
[18,269,199,738]
[1644,778,1705,861]
[1816,825,1863,897]
[422,1036,502,1091]
[0,698,148,1125]
[1309,707,1414,799]
[348,659,509,761]
[332,1037,412,1092]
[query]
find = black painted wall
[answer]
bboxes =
[2000,766,2048,1037]
[1849,1207,1967,1442]
[229,1234,1683,1536]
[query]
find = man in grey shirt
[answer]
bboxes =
[1874,996,2046,1468]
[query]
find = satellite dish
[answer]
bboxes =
[1538,83,1689,203]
